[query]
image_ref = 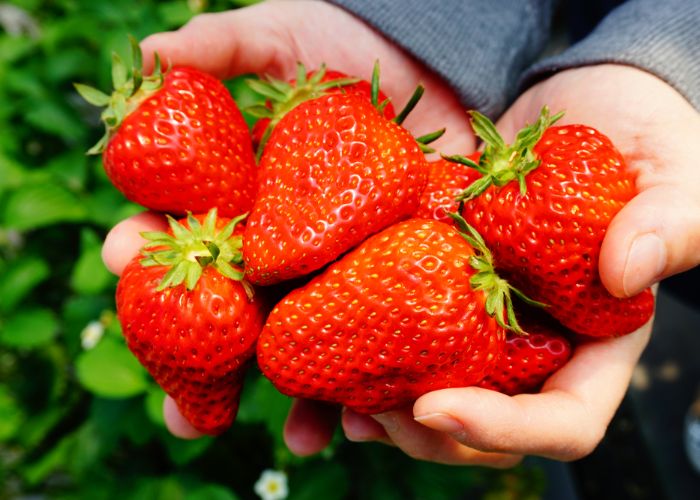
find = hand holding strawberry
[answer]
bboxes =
[498,64,700,300]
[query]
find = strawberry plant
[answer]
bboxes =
[0,1,545,499]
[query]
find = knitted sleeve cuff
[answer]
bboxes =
[521,0,700,111]
[327,0,555,118]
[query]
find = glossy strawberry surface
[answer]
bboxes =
[478,316,572,395]
[415,155,481,222]
[251,69,396,148]
[257,219,505,414]
[244,93,428,285]
[116,215,266,435]
[462,124,654,337]
[103,67,257,217]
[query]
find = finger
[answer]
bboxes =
[370,410,522,467]
[283,399,341,456]
[341,408,393,445]
[163,395,204,439]
[139,4,299,78]
[101,211,167,276]
[413,324,651,461]
[600,184,700,297]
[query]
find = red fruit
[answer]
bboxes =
[454,108,654,337]
[251,68,396,149]
[116,210,266,435]
[76,40,257,217]
[478,313,573,395]
[415,154,481,222]
[257,217,527,414]
[243,92,429,285]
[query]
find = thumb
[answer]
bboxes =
[599,184,700,298]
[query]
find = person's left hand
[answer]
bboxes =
[354,64,700,465]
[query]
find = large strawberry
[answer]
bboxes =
[249,65,396,153]
[415,154,482,223]
[257,216,535,414]
[116,210,266,435]
[450,108,654,337]
[478,310,573,395]
[243,89,430,285]
[75,37,257,217]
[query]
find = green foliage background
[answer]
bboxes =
[0,1,545,498]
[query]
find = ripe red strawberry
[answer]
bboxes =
[116,210,266,435]
[243,91,429,285]
[451,108,654,337]
[257,217,534,414]
[75,38,257,217]
[250,67,396,150]
[415,154,482,222]
[478,312,573,395]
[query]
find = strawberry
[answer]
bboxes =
[116,210,266,435]
[243,90,429,285]
[449,108,654,337]
[415,154,482,223]
[478,311,573,395]
[257,216,534,414]
[75,37,257,217]
[249,66,396,151]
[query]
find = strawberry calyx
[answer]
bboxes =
[74,35,166,155]
[246,63,361,157]
[139,209,252,298]
[445,106,564,201]
[449,212,546,335]
[415,128,446,154]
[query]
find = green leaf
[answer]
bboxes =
[157,2,199,28]
[188,484,240,500]
[2,182,88,230]
[0,255,50,314]
[24,98,86,142]
[131,476,187,500]
[0,308,58,349]
[145,385,166,427]
[0,152,27,192]
[0,385,24,441]
[70,229,116,295]
[161,431,214,466]
[44,150,89,191]
[288,461,349,500]
[75,337,149,398]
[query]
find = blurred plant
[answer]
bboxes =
[0,1,546,498]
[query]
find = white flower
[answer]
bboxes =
[80,320,104,350]
[254,469,288,500]
[0,4,40,38]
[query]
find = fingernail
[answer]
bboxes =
[623,233,667,296]
[371,413,400,433]
[414,412,464,433]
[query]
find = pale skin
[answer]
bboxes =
[101,0,700,466]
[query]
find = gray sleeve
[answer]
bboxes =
[521,0,700,111]
[327,0,556,118]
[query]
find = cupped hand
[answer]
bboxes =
[363,64,700,465]
[346,324,650,465]
[500,64,700,298]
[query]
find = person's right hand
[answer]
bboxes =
[139,0,474,155]
[105,0,478,454]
